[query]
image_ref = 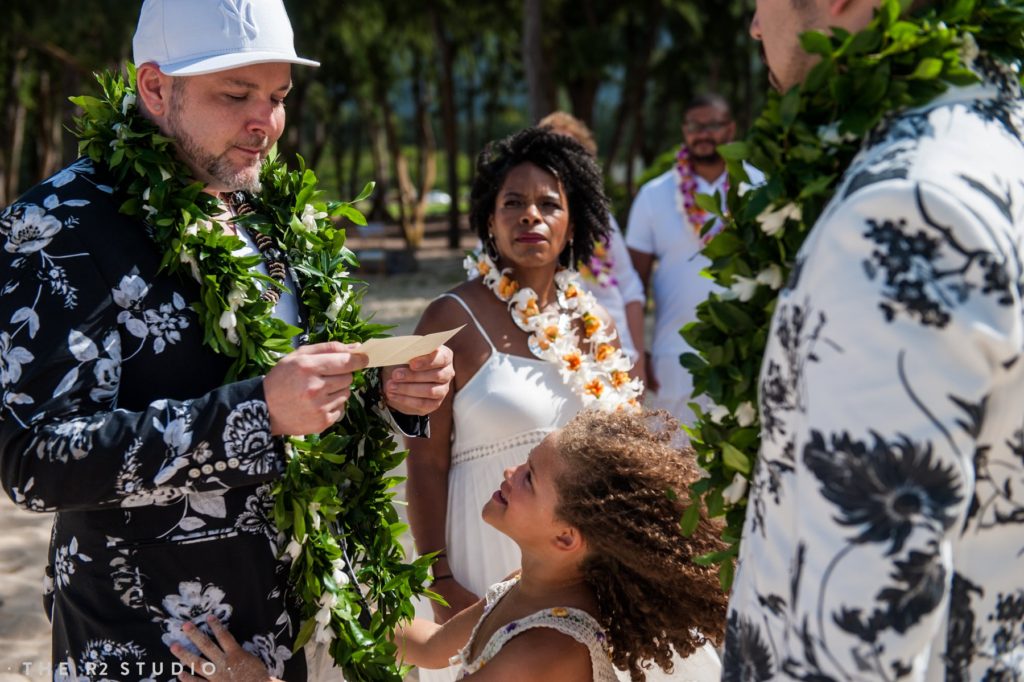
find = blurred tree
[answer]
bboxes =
[4,0,762,248]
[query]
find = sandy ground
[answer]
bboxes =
[0,226,471,678]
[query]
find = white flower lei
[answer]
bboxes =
[463,251,642,411]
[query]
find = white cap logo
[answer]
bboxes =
[219,0,259,41]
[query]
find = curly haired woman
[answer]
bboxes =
[170,410,727,681]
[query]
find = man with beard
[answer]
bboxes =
[723,1,1024,679]
[626,95,760,430]
[0,0,453,678]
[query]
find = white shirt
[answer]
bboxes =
[625,167,730,357]
[234,226,300,329]
[724,76,1024,681]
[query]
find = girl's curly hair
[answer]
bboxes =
[553,410,728,681]
[469,126,610,267]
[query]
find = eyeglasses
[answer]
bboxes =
[683,120,731,134]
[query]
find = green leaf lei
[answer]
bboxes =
[680,0,1024,588]
[71,64,433,680]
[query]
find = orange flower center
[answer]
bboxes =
[563,351,582,371]
[498,276,519,299]
[584,379,604,397]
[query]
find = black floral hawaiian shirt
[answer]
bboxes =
[0,158,424,680]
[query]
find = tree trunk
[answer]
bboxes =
[604,0,662,175]
[36,68,63,182]
[347,117,365,200]
[523,0,554,123]
[567,78,599,128]
[361,98,392,223]
[377,80,417,247]
[410,69,438,250]
[431,1,461,248]
[2,48,29,205]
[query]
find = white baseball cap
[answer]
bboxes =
[133,0,320,76]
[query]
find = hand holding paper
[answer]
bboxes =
[372,326,462,417]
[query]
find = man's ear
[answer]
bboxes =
[136,63,173,122]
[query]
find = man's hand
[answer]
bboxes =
[382,345,454,416]
[263,342,368,436]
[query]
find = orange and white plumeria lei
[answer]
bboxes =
[464,250,643,412]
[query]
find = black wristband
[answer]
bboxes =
[432,573,453,582]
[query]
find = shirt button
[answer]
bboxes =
[201,464,213,475]
[214,461,226,472]
[227,458,240,469]
[188,468,201,478]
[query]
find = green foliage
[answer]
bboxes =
[73,66,433,679]
[681,0,1024,588]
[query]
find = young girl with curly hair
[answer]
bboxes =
[170,410,728,681]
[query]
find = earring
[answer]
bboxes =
[485,232,499,260]
[563,240,575,270]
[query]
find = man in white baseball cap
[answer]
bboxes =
[132,0,319,195]
[0,1,454,679]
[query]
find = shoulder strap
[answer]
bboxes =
[437,292,496,351]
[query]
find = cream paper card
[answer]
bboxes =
[358,325,464,368]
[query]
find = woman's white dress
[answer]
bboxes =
[416,292,585,682]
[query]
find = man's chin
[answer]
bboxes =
[216,167,262,194]
[690,152,722,165]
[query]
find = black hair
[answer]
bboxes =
[684,93,732,118]
[469,126,611,267]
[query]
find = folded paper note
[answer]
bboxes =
[359,325,465,368]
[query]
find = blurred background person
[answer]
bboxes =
[627,94,763,435]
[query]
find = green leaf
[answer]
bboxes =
[354,181,376,203]
[717,141,750,161]
[721,442,752,475]
[293,617,317,652]
[679,498,701,536]
[800,30,833,56]
[336,204,368,226]
[779,88,801,129]
[909,57,944,80]
[694,192,723,217]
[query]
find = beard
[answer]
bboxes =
[166,87,267,193]
[689,149,722,164]
[688,140,722,165]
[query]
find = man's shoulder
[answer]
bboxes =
[8,157,119,210]
[837,88,1024,216]
[633,168,677,206]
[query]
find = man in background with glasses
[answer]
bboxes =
[627,94,759,436]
